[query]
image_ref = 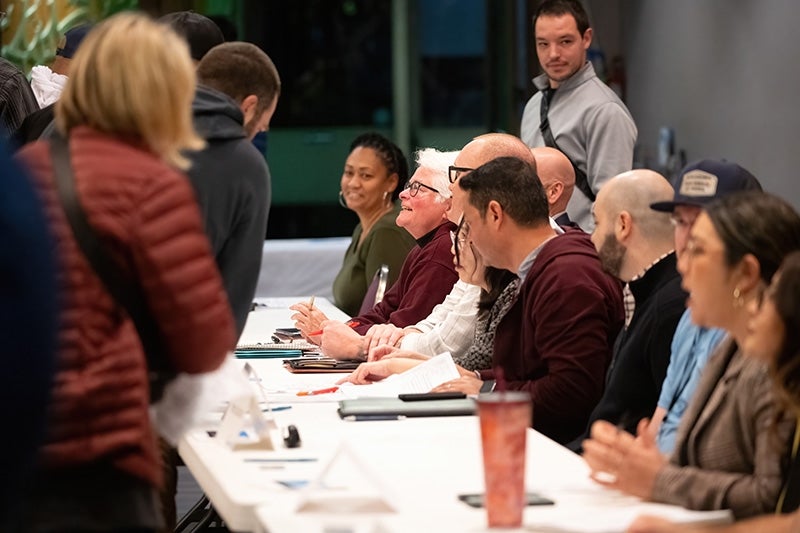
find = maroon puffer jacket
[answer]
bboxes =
[19,126,236,488]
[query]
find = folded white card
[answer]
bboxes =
[295,441,398,514]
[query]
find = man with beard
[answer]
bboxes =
[567,169,686,452]
[155,31,280,531]
[189,41,280,334]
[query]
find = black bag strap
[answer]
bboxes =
[49,135,173,397]
[539,89,596,202]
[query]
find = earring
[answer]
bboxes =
[733,287,744,308]
[338,191,347,208]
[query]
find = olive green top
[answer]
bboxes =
[332,204,416,316]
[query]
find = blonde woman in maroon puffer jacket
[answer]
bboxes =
[13,13,235,533]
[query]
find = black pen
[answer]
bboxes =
[343,414,407,422]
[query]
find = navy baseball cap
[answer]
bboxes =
[56,24,92,59]
[650,159,763,212]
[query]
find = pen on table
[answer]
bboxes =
[309,319,360,337]
[261,405,292,412]
[343,414,407,422]
[296,386,339,397]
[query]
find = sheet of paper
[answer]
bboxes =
[339,352,459,398]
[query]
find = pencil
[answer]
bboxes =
[308,295,315,311]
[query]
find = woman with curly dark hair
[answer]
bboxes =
[331,132,416,316]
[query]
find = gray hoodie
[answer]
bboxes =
[188,84,271,336]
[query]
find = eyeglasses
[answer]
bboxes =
[449,223,469,247]
[448,166,474,184]
[404,180,441,197]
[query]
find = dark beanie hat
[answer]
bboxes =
[158,11,225,61]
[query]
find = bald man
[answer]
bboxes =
[532,147,577,228]
[568,170,688,451]
[447,133,538,223]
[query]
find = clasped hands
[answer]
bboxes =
[288,305,415,360]
[289,305,482,393]
[581,418,666,500]
[288,303,367,359]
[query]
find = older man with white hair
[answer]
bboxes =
[292,148,459,359]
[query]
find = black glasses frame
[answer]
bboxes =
[448,166,474,184]
[405,180,441,197]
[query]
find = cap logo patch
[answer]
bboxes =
[679,170,718,197]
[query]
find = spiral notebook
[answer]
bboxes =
[235,339,321,360]
[236,341,319,351]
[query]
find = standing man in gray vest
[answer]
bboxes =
[520,0,636,231]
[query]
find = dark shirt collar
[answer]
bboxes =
[415,221,455,247]
[628,251,679,304]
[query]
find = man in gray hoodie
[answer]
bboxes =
[159,16,280,531]
[191,41,281,335]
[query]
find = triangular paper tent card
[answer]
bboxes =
[295,441,398,513]
[215,394,276,451]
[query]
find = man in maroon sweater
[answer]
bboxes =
[452,155,624,444]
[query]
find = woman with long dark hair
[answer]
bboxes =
[626,250,800,532]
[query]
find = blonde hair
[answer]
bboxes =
[55,12,204,170]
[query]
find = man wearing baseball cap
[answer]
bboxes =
[647,159,762,454]
[12,24,92,147]
[30,24,92,108]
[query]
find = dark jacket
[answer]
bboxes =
[188,85,271,336]
[0,58,39,139]
[570,252,686,452]
[11,102,55,148]
[18,126,235,488]
[0,142,57,522]
[482,229,625,445]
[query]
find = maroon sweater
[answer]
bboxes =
[481,229,624,444]
[353,221,458,334]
